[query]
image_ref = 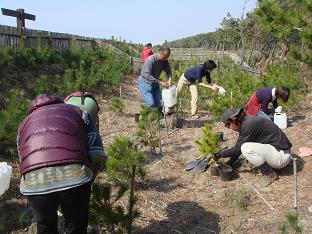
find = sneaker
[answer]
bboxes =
[191,114,200,119]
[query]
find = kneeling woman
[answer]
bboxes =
[214,108,292,188]
[245,86,290,120]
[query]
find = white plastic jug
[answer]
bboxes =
[162,85,177,107]
[274,112,287,129]
[0,162,12,196]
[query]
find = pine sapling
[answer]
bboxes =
[136,106,160,154]
[106,136,146,186]
[195,123,219,158]
[109,97,125,115]
[195,124,220,174]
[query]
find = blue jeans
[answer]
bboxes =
[137,76,163,109]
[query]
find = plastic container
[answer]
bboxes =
[162,85,177,107]
[0,162,12,196]
[274,112,287,129]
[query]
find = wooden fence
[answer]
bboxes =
[0,25,261,75]
[0,24,97,50]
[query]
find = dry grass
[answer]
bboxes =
[4,74,312,233]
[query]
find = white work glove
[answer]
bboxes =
[218,87,227,96]
[275,106,282,113]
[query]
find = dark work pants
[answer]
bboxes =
[27,182,91,234]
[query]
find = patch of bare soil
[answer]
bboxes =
[3,74,312,233]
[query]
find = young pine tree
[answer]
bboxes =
[109,97,125,115]
[195,124,219,158]
[136,106,160,154]
[106,136,146,186]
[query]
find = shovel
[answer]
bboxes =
[185,158,210,172]
[185,159,204,171]
[185,147,229,172]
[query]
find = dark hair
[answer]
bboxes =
[276,86,290,102]
[145,43,152,47]
[203,60,217,71]
[159,46,171,54]
[226,110,247,128]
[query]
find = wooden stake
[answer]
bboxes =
[157,116,162,154]
[293,157,298,212]
[230,91,233,108]
[128,165,136,234]
[250,183,275,211]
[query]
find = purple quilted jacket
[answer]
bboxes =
[17,94,89,175]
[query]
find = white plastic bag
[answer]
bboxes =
[0,162,12,196]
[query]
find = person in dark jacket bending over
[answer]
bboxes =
[245,86,290,120]
[137,46,172,111]
[176,60,226,119]
[214,108,292,188]
[17,94,105,234]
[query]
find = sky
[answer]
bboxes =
[1,0,257,45]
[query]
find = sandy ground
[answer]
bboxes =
[96,75,312,234]
[4,74,312,233]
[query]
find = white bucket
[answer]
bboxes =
[162,85,177,107]
[274,112,287,129]
[0,162,12,196]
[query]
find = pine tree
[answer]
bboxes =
[195,124,219,157]
[136,106,160,154]
[109,97,125,115]
[89,181,140,233]
[106,136,146,185]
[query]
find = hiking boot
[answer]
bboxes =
[256,163,278,188]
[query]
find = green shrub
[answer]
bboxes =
[227,188,252,210]
[29,75,59,98]
[89,181,140,233]
[109,97,125,114]
[136,106,160,154]
[278,212,303,234]
[195,124,219,158]
[106,136,146,185]
[0,89,28,155]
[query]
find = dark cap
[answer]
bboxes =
[220,108,244,125]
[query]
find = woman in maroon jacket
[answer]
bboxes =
[17,94,105,234]
[245,86,290,120]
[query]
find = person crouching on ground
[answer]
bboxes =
[137,46,172,113]
[214,108,292,188]
[17,94,105,234]
[245,86,290,120]
[176,60,226,119]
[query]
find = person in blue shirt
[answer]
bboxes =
[176,60,225,119]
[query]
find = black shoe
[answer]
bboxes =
[256,163,277,188]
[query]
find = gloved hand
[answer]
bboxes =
[275,106,282,113]
[212,152,221,161]
[218,87,227,96]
